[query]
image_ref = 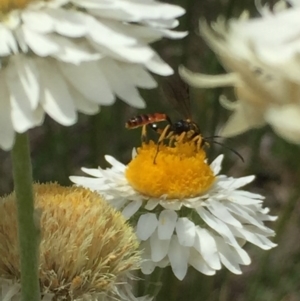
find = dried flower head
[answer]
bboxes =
[0,183,141,300]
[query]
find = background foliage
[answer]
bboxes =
[1,0,300,300]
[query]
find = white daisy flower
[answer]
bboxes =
[70,141,277,280]
[179,0,300,144]
[0,0,186,150]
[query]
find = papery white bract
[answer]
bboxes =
[179,0,300,143]
[0,0,186,150]
[70,149,277,280]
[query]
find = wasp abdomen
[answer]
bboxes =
[125,113,168,129]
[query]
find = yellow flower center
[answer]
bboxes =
[0,0,36,14]
[125,141,215,199]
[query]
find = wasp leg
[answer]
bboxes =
[168,135,175,147]
[191,135,203,150]
[153,124,171,164]
[141,125,148,143]
[176,131,187,144]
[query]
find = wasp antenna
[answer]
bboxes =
[203,135,223,140]
[209,140,244,163]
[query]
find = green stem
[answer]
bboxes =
[11,133,40,301]
[143,268,164,299]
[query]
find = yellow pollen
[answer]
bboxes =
[0,0,37,14]
[125,141,216,199]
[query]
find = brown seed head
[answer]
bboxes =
[0,183,140,300]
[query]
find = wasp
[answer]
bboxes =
[126,75,243,163]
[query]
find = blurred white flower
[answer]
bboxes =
[0,0,186,150]
[70,141,276,280]
[179,1,300,143]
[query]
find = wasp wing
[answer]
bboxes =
[160,74,191,120]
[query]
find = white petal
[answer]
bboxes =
[145,53,173,76]
[168,236,189,280]
[81,167,102,178]
[58,60,114,105]
[214,237,243,274]
[218,175,255,190]
[53,37,101,64]
[0,24,18,55]
[13,56,39,109]
[226,202,267,230]
[145,199,159,210]
[150,230,170,262]
[22,9,54,33]
[256,211,277,222]
[105,155,126,172]
[140,240,156,275]
[156,257,169,268]
[288,0,300,7]
[219,234,251,266]
[136,213,158,241]
[48,8,87,37]
[91,37,154,64]
[1,281,20,300]
[87,16,136,47]
[175,217,196,247]
[160,200,183,210]
[159,29,187,39]
[179,65,238,88]
[227,193,263,205]
[122,64,157,89]
[99,59,146,108]
[22,26,60,56]
[209,155,224,175]
[196,207,239,248]
[207,199,243,228]
[5,62,36,132]
[189,248,216,275]
[266,104,300,144]
[141,260,156,275]
[233,190,264,199]
[14,27,28,52]
[193,227,221,270]
[69,175,102,189]
[38,59,77,125]
[86,7,133,22]
[109,22,163,43]
[220,104,265,137]
[144,18,179,29]
[231,8,300,66]
[122,200,143,219]
[158,210,177,240]
[230,226,277,250]
[68,87,100,115]
[110,1,185,21]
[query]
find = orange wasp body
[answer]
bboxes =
[125,113,169,129]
